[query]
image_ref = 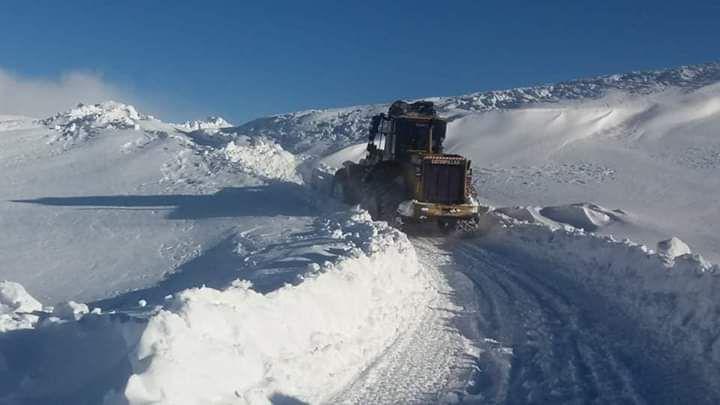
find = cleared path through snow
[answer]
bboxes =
[429,236,720,404]
[332,238,473,404]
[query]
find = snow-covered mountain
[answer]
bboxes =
[2,62,720,404]
[176,116,233,132]
[232,62,720,155]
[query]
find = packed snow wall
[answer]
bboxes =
[0,209,431,405]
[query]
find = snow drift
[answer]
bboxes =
[0,281,42,333]
[478,213,720,376]
[0,209,431,404]
[223,136,302,184]
[108,209,430,404]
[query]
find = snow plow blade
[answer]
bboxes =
[397,199,479,220]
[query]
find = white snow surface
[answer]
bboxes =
[41,101,145,146]
[0,107,306,304]
[0,103,434,404]
[223,136,302,184]
[657,236,693,258]
[478,212,720,371]
[3,61,720,403]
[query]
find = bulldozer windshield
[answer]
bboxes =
[394,118,446,157]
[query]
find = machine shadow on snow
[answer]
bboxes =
[11,182,316,219]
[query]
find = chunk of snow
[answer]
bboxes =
[0,281,42,332]
[43,101,144,131]
[0,281,42,315]
[41,101,148,146]
[223,136,302,183]
[539,203,617,231]
[52,300,89,321]
[657,236,692,259]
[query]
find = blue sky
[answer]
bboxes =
[1,1,719,123]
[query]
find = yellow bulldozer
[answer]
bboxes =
[332,100,481,230]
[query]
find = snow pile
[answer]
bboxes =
[51,300,90,321]
[481,215,720,368]
[223,136,303,184]
[492,203,626,232]
[657,236,692,259]
[106,208,430,404]
[234,105,386,155]
[42,101,145,146]
[0,281,42,332]
[539,203,624,231]
[177,116,232,132]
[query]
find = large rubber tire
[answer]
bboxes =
[361,164,406,222]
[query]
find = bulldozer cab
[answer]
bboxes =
[367,101,447,162]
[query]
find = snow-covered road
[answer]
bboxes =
[406,236,720,404]
[324,232,720,404]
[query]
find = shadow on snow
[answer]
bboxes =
[11,183,315,219]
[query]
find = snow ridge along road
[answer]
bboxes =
[333,238,474,404]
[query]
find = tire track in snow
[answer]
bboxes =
[447,239,719,404]
[332,239,473,404]
[333,233,720,404]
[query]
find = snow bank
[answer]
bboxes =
[107,208,430,404]
[223,136,302,184]
[657,236,692,259]
[481,215,720,368]
[0,281,42,332]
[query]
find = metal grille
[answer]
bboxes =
[422,160,465,204]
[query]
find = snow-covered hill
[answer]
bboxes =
[232,62,720,155]
[0,102,307,304]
